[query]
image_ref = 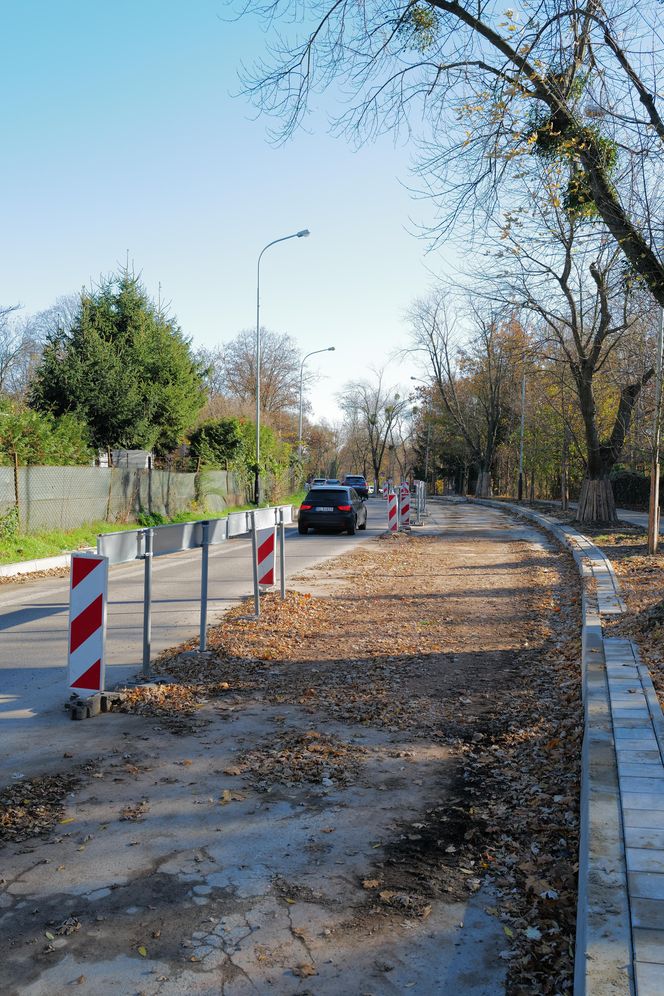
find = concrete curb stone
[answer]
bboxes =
[0,552,75,578]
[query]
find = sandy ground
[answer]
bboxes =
[0,502,581,995]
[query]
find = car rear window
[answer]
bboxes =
[305,489,349,503]
[345,476,366,484]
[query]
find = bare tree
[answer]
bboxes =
[0,295,80,400]
[195,345,227,401]
[221,327,304,416]
[338,369,411,493]
[242,1,664,306]
[0,305,24,394]
[407,292,523,496]
[479,188,655,522]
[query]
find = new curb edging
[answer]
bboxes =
[471,498,635,996]
[0,552,74,578]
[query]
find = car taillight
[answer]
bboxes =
[337,504,352,511]
[300,503,312,510]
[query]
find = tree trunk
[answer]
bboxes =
[576,476,618,524]
[475,468,492,498]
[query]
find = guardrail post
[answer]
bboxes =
[279,508,286,600]
[199,520,210,651]
[250,512,260,617]
[142,527,153,677]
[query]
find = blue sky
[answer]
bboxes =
[1,0,450,420]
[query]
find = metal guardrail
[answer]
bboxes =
[96,506,293,677]
[412,480,427,525]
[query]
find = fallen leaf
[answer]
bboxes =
[293,963,317,978]
[137,945,148,957]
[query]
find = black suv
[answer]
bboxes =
[298,486,368,535]
[341,474,369,500]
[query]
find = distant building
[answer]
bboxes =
[110,449,152,469]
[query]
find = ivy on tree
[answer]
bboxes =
[29,272,206,455]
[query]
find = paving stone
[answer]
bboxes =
[613,719,654,731]
[622,793,664,812]
[615,727,657,739]
[611,698,649,710]
[629,872,664,900]
[619,777,664,793]
[632,899,664,930]
[624,809,664,830]
[617,751,663,764]
[625,827,664,850]
[612,709,652,721]
[618,763,664,778]
[635,959,664,995]
[626,848,664,874]
[615,739,660,752]
[633,927,664,964]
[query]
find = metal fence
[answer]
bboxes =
[0,465,248,532]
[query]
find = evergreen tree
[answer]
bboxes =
[30,272,206,455]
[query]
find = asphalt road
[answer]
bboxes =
[0,500,391,746]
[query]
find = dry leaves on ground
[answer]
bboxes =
[233,729,367,791]
[0,773,81,844]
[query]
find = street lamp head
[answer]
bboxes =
[296,229,310,238]
[327,346,335,351]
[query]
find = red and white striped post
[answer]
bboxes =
[400,483,411,529]
[256,526,276,587]
[387,490,399,532]
[68,553,108,693]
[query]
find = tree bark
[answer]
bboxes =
[474,467,492,498]
[573,367,652,525]
[576,475,617,523]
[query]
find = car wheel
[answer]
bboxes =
[298,522,308,535]
[347,516,356,535]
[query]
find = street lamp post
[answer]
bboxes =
[298,347,335,463]
[648,307,664,554]
[518,371,526,501]
[255,228,310,504]
[411,376,433,491]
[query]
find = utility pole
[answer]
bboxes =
[648,308,664,554]
[518,371,526,501]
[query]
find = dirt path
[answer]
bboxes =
[0,502,581,995]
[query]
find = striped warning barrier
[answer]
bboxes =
[387,491,399,532]
[68,553,108,692]
[256,526,276,586]
[400,484,411,529]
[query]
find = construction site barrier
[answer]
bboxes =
[68,553,108,693]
